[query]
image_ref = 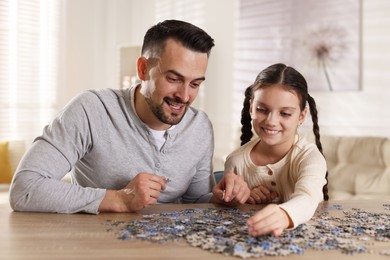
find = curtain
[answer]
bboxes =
[0,0,60,142]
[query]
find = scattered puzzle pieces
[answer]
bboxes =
[105,206,390,258]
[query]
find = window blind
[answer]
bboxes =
[232,0,294,128]
[154,0,204,26]
[154,0,206,109]
[0,0,60,142]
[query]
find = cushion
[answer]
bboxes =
[322,135,390,200]
[0,141,13,183]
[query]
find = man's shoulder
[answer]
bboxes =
[183,107,212,127]
[69,88,123,107]
[84,88,122,100]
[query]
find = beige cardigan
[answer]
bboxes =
[224,135,327,228]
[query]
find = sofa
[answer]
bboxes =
[322,135,390,200]
[0,140,26,185]
[3,136,390,201]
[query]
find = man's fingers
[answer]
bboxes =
[149,175,169,190]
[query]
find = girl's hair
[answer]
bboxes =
[240,63,329,201]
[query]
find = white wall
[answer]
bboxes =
[58,0,155,108]
[59,0,390,171]
[58,0,106,107]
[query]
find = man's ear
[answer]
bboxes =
[136,57,148,81]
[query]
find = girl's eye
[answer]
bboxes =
[280,112,292,117]
[256,107,267,113]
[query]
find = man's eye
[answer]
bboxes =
[167,77,179,82]
[190,82,201,88]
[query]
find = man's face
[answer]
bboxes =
[140,39,208,129]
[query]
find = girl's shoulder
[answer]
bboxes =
[293,135,327,164]
[225,138,260,161]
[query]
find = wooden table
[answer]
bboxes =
[1,190,389,260]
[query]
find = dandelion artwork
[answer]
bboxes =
[289,1,362,92]
[297,24,349,91]
[236,0,362,92]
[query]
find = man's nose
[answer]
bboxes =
[174,85,190,103]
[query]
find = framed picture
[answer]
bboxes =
[236,0,362,91]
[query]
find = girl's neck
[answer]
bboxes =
[250,136,296,166]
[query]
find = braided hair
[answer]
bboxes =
[240,63,329,201]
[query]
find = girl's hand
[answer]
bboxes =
[211,172,250,206]
[247,185,279,204]
[247,204,293,237]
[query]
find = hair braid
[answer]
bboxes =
[240,86,253,146]
[308,94,329,201]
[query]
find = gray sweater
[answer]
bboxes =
[9,87,214,214]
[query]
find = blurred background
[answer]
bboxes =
[1,0,389,171]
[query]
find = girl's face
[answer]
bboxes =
[249,84,307,148]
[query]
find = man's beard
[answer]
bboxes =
[145,96,189,125]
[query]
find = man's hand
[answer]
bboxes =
[99,173,168,212]
[211,172,250,206]
[247,185,279,204]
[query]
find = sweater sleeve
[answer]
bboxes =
[278,146,327,228]
[9,91,107,214]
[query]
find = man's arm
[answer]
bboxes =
[9,139,106,214]
[9,91,107,214]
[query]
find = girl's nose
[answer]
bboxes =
[265,112,277,126]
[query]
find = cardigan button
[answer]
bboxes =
[271,181,276,186]
[268,170,273,176]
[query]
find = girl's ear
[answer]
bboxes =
[299,106,308,125]
[136,57,148,81]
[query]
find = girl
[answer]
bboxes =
[213,63,328,236]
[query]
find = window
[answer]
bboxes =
[0,0,60,142]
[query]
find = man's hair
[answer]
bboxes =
[141,20,215,57]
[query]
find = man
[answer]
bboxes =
[9,20,217,214]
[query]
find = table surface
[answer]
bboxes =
[1,189,390,260]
